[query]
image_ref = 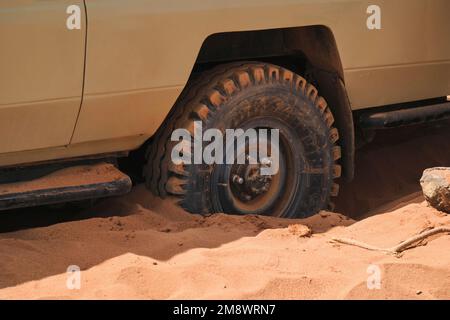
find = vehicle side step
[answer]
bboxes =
[0,163,132,211]
[359,101,450,129]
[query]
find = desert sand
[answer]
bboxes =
[0,122,449,300]
[0,187,448,300]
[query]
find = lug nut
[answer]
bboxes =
[233,175,244,185]
[261,157,272,166]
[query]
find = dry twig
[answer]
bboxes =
[331,227,450,256]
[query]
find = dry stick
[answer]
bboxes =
[331,227,450,256]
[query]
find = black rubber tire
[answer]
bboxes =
[144,62,341,218]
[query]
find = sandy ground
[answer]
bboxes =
[0,121,449,300]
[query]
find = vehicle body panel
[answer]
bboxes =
[0,0,86,154]
[0,0,449,167]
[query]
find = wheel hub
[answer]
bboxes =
[231,164,273,201]
[211,118,296,216]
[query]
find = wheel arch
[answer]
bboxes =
[192,25,354,180]
[154,25,355,181]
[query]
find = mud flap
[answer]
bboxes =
[0,163,132,211]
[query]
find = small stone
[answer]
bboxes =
[420,167,450,213]
[320,212,327,218]
[416,290,422,295]
[287,224,312,237]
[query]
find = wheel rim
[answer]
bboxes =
[211,117,300,217]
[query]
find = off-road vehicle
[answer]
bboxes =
[0,1,449,218]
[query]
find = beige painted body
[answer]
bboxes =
[1,0,449,167]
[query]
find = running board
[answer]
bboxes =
[359,101,450,129]
[0,163,132,211]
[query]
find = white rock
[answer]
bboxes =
[420,167,450,213]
